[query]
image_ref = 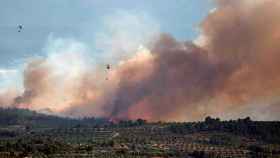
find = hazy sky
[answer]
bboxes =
[0,0,213,68]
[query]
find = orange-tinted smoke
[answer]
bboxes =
[98,0,280,121]
[201,0,280,118]
[3,0,280,121]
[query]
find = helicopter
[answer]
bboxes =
[18,25,23,32]
[106,64,111,70]
[105,64,111,80]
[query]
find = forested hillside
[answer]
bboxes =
[0,108,108,128]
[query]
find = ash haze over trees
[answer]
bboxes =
[1,0,280,121]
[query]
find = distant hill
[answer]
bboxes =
[0,108,109,128]
[1,108,280,144]
[167,116,280,144]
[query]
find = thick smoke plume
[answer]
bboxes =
[1,0,280,121]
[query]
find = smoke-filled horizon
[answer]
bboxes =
[1,0,280,121]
